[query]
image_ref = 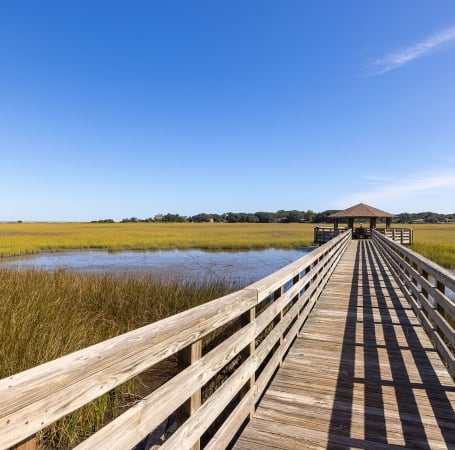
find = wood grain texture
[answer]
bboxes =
[0,230,351,449]
[373,231,454,376]
[234,240,455,450]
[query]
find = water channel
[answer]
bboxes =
[0,248,314,287]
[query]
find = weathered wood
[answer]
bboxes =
[177,340,202,450]
[1,228,351,449]
[75,320,258,449]
[235,240,455,450]
[10,436,36,450]
[373,230,454,376]
[77,235,351,449]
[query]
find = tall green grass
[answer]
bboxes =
[0,268,235,448]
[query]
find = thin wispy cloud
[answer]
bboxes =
[338,170,455,213]
[370,26,455,75]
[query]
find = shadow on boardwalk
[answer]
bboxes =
[327,240,455,450]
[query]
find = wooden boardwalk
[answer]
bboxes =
[234,240,455,450]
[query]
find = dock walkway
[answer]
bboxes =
[234,240,455,450]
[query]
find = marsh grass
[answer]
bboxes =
[410,224,455,268]
[0,222,315,257]
[0,268,235,448]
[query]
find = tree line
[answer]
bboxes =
[92,210,454,224]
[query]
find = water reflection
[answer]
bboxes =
[0,248,314,287]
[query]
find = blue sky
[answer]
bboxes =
[1,1,455,221]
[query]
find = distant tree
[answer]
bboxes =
[224,212,259,223]
[397,213,412,224]
[93,219,114,223]
[286,210,305,223]
[211,214,224,222]
[162,213,180,222]
[313,210,338,223]
[225,212,239,223]
[245,213,259,223]
[255,211,276,223]
[305,210,315,222]
[275,210,287,222]
[190,213,212,223]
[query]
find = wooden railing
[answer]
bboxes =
[313,226,348,244]
[372,230,454,377]
[376,227,414,244]
[0,231,352,450]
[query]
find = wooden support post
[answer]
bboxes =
[273,286,285,365]
[10,436,36,450]
[177,340,202,450]
[436,280,446,331]
[411,262,419,288]
[421,270,429,301]
[241,306,256,418]
[370,217,375,231]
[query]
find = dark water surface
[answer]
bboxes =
[0,248,314,286]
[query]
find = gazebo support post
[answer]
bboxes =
[370,217,376,230]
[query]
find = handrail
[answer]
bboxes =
[372,230,454,377]
[0,230,352,450]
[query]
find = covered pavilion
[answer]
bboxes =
[328,203,396,239]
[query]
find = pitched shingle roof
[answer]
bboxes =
[328,203,395,218]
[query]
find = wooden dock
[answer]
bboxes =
[234,240,455,450]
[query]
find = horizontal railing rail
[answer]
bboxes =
[376,227,413,244]
[0,230,352,450]
[313,226,349,244]
[372,230,454,377]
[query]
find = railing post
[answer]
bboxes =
[241,306,256,418]
[436,280,446,333]
[421,270,429,303]
[273,286,285,366]
[177,340,202,450]
[10,436,36,450]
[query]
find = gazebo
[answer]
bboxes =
[328,202,395,238]
[313,202,414,244]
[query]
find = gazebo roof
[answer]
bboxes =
[328,203,395,219]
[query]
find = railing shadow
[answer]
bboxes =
[366,242,455,447]
[327,240,455,449]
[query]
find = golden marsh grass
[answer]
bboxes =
[410,223,455,268]
[0,222,315,257]
[0,269,235,448]
[1,221,453,270]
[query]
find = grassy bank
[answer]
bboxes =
[0,222,315,257]
[0,269,235,448]
[410,224,455,269]
[1,221,454,268]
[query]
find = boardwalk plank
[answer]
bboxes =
[234,240,455,450]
